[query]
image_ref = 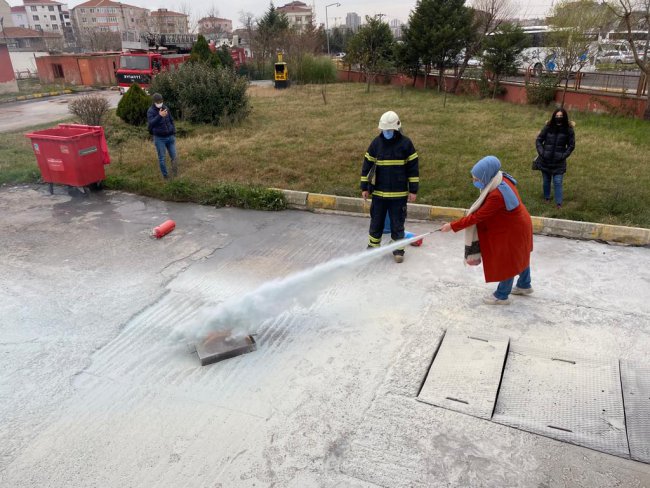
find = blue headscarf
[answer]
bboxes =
[471,156,520,211]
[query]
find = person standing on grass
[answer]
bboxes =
[440,156,533,305]
[360,111,419,263]
[147,93,178,180]
[535,108,575,208]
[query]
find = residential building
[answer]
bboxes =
[277,1,314,33]
[150,8,189,34]
[197,16,232,36]
[70,0,149,34]
[1,26,63,51]
[345,12,360,32]
[0,0,14,28]
[390,19,402,40]
[23,0,71,33]
[11,6,28,28]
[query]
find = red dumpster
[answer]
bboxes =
[25,124,110,192]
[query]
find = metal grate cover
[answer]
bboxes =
[417,332,509,419]
[621,359,650,463]
[492,345,629,458]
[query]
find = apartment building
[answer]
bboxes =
[277,1,314,33]
[22,0,71,33]
[70,0,148,33]
[198,16,233,36]
[150,8,189,34]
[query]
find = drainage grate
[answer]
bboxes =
[620,359,650,463]
[492,345,629,458]
[417,332,509,419]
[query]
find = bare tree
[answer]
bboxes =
[452,0,516,92]
[177,2,195,33]
[548,0,613,107]
[609,0,650,119]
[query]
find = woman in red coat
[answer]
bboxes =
[440,156,533,305]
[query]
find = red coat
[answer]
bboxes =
[451,179,533,282]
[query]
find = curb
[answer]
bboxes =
[277,189,650,246]
[1,89,75,104]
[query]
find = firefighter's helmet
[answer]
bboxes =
[378,111,400,130]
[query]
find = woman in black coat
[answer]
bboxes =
[535,108,575,208]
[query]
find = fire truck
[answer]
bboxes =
[116,33,196,94]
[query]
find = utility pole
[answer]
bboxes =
[325,2,341,56]
[375,13,386,22]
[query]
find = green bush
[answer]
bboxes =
[150,63,250,125]
[291,55,337,84]
[116,83,151,126]
[526,74,558,106]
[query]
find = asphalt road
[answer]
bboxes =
[1,186,649,487]
[0,91,121,133]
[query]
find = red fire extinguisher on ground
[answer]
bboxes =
[153,219,175,238]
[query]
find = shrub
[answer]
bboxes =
[68,94,110,126]
[150,63,250,126]
[291,55,337,84]
[116,82,152,126]
[526,74,558,106]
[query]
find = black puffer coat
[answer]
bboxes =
[536,123,575,175]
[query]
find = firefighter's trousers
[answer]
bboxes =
[368,197,407,254]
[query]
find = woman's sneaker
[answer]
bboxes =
[483,295,510,305]
[511,287,534,296]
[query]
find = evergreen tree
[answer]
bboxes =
[401,0,473,89]
[346,16,395,91]
[189,35,214,64]
[116,83,152,126]
[481,23,527,98]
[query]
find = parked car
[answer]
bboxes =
[595,43,635,65]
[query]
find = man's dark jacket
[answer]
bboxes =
[147,104,176,137]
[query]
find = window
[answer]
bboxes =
[52,24,59,30]
[91,18,96,23]
[30,6,37,11]
[80,8,85,13]
[35,24,41,30]
[48,6,54,11]
[53,64,64,78]
[33,15,39,21]
[50,15,57,21]
[82,18,87,23]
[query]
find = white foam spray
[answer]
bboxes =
[174,233,431,343]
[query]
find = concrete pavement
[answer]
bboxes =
[1,185,649,487]
[0,91,121,133]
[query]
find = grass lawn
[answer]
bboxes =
[1,82,649,227]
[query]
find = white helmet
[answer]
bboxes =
[378,111,401,130]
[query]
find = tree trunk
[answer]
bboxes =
[561,76,570,107]
[452,53,472,93]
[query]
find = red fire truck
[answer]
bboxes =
[116,33,195,94]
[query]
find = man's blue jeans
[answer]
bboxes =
[153,135,176,177]
[494,266,531,300]
[542,171,563,205]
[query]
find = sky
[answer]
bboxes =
[7,0,558,29]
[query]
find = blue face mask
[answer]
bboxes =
[473,180,485,190]
[382,130,394,140]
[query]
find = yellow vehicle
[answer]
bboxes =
[274,52,289,89]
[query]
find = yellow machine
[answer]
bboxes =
[274,52,289,89]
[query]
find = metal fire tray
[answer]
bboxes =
[195,331,257,366]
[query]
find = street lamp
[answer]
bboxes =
[325,2,340,57]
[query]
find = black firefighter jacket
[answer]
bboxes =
[360,131,419,198]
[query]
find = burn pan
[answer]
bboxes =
[195,331,257,366]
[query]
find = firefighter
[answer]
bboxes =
[360,111,419,263]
